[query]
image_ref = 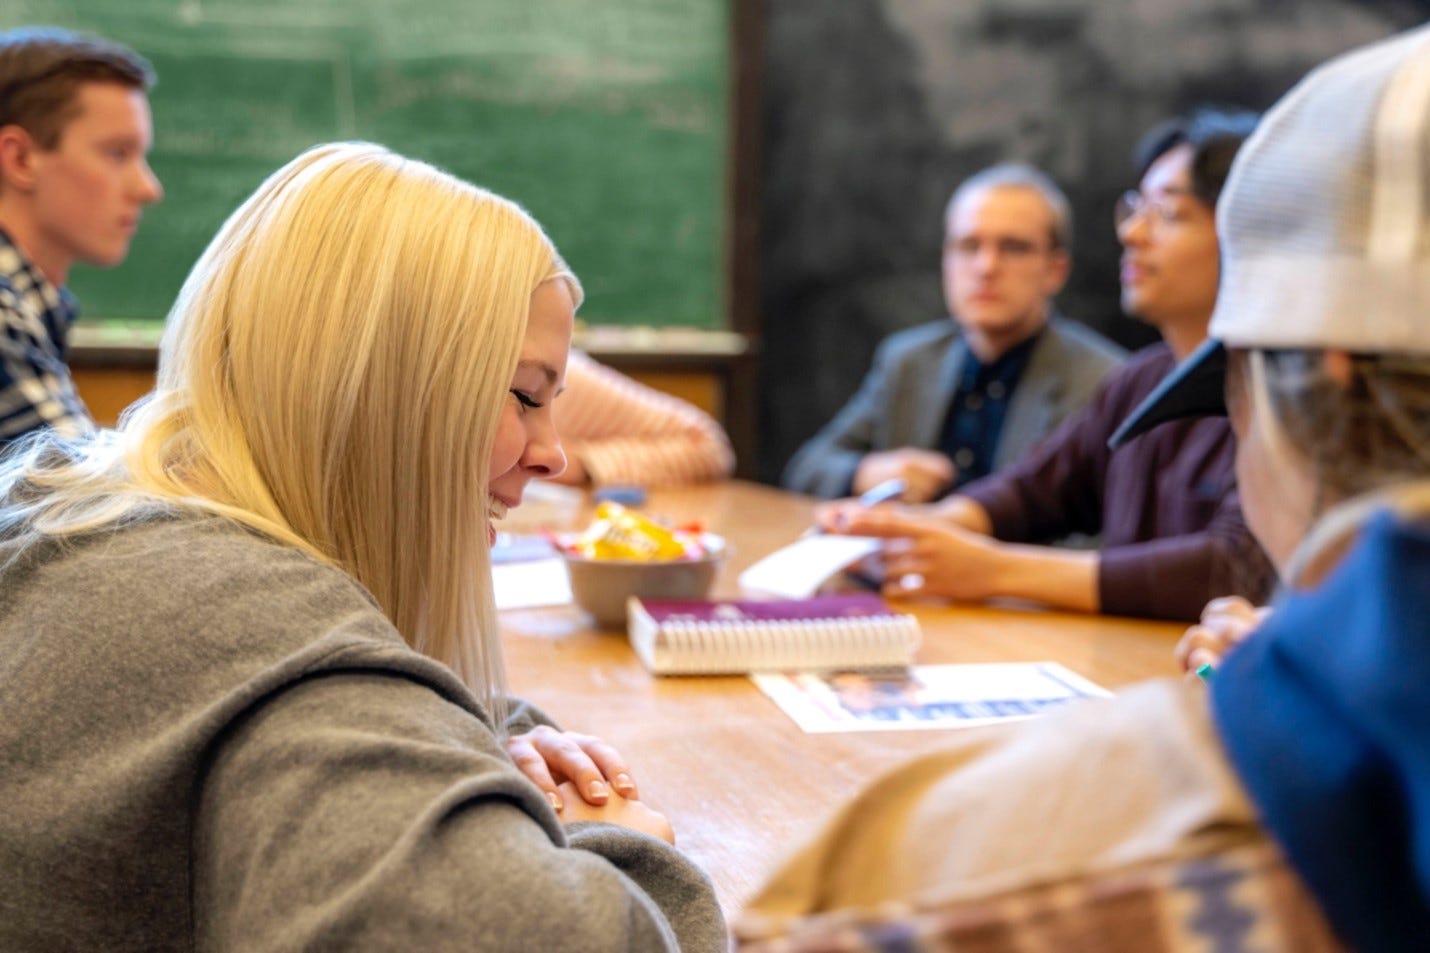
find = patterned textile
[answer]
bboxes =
[0,229,90,445]
[735,841,1343,952]
[558,349,735,486]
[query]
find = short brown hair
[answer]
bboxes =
[947,163,1074,252]
[0,26,154,149]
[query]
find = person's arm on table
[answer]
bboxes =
[842,508,1099,613]
[195,671,725,952]
[845,497,1269,621]
[953,406,1110,546]
[1098,489,1276,622]
[852,448,954,504]
[784,334,955,500]
[928,492,994,534]
[814,490,991,536]
[502,696,643,810]
[506,724,641,811]
[818,398,1110,612]
[781,389,881,500]
[939,381,1272,620]
[548,352,733,488]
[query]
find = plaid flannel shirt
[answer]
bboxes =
[0,228,92,447]
[736,841,1344,952]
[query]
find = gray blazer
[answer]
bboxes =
[782,315,1127,498]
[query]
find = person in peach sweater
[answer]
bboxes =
[550,350,735,487]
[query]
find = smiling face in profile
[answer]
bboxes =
[1117,144,1220,333]
[486,278,573,543]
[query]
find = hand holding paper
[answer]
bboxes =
[737,533,886,599]
[836,508,1008,600]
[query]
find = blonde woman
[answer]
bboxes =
[739,26,1430,950]
[0,143,724,951]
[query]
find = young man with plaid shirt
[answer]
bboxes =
[0,26,162,447]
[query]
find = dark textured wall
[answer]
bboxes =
[756,0,1429,485]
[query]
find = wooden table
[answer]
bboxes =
[499,481,1186,914]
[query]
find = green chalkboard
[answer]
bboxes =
[2,0,729,328]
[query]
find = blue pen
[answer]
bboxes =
[808,478,908,539]
[856,478,908,507]
[836,479,908,589]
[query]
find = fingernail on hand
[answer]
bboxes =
[899,573,925,591]
[587,780,608,800]
[614,773,636,795]
[547,791,563,813]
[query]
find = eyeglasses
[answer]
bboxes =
[1114,190,1193,234]
[946,236,1050,261]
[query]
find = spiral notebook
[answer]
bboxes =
[626,593,920,675]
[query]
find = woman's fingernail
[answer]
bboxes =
[547,791,563,812]
[587,780,608,799]
[614,773,635,794]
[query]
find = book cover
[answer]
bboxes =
[627,594,920,675]
[751,663,1112,733]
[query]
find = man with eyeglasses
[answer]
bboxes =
[820,109,1276,622]
[783,163,1125,503]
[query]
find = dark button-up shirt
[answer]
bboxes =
[937,331,1040,491]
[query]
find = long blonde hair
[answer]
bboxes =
[0,142,580,725]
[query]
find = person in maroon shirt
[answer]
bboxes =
[820,109,1275,622]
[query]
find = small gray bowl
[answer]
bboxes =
[560,533,728,629]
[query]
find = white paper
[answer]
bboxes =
[493,558,573,611]
[737,534,884,599]
[751,662,1112,733]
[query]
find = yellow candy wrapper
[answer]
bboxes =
[569,502,700,561]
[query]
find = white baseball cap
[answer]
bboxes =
[1110,25,1430,449]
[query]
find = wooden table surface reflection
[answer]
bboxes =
[499,481,1185,915]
